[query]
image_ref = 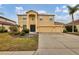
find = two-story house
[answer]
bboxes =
[17,10,64,32]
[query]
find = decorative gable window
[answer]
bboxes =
[32,17,34,21]
[39,16,43,21]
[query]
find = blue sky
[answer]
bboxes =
[0,4,79,24]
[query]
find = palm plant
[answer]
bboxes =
[67,4,79,32]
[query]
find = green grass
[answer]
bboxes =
[0,33,38,51]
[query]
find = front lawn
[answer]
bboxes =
[0,33,38,51]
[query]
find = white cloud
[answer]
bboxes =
[55,14,71,24]
[55,10,79,24]
[74,10,79,20]
[55,6,68,13]
[68,4,77,7]
[63,9,68,13]
[54,5,79,23]
[55,7,62,12]
[55,5,68,13]
[37,10,47,14]
[62,5,67,9]
[16,7,23,10]
[16,7,24,14]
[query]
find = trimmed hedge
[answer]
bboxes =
[22,29,29,33]
[65,25,78,32]
[20,31,26,36]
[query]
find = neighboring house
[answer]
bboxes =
[17,10,64,32]
[67,19,79,32]
[0,16,16,31]
[54,22,65,31]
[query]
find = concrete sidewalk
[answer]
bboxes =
[35,33,79,55]
[0,51,36,55]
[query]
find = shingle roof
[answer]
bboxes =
[17,10,55,16]
[0,21,15,26]
[67,19,79,25]
[0,16,16,23]
[54,22,65,25]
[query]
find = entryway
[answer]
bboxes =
[30,25,36,32]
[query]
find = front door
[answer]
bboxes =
[30,25,35,32]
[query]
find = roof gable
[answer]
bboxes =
[26,10,38,13]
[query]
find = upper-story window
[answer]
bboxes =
[49,17,53,21]
[32,17,34,21]
[23,17,26,20]
[23,17,26,25]
[40,18,43,21]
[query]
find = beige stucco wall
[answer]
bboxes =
[18,15,27,31]
[37,15,54,26]
[76,25,79,32]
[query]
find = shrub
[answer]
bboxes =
[63,29,68,33]
[22,25,29,33]
[22,29,29,33]
[20,31,26,36]
[14,31,20,35]
[9,26,19,35]
[65,25,78,32]
[0,26,8,33]
[9,26,18,32]
[20,29,29,36]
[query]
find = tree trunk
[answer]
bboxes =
[71,14,74,32]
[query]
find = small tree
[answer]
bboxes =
[67,4,79,32]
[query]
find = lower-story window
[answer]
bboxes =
[23,25,27,30]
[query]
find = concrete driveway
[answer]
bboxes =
[35,33,79,55]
